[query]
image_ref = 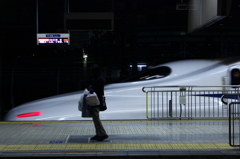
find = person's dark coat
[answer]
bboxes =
[88,64,105,108]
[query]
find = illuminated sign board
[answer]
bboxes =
[37,33,70,45]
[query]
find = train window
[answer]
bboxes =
[122,66,171,82]
[231,68,240,85]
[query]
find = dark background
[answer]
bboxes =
[1,0,240,120]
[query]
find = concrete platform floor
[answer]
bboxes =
[0,119,239,158]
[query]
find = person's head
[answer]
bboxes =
[90,64,101,77]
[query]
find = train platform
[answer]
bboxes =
[0,119,239,158]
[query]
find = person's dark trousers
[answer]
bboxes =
[91,106,107,136]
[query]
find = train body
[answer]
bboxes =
[4,57,240,121]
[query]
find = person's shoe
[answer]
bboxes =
[97,135,108,141]
[90,135,99,140]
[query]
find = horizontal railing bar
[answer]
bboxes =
[142,85,240,93]
[145,90,235,93]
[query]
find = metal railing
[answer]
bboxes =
[221,94,240,147]
[142,86,240,120]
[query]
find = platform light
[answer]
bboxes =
[83,54,88,60]
[130,65,147,71]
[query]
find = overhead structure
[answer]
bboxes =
[188,0,232,33]
[64,12,114,31]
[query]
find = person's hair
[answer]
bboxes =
[91,64,101,75]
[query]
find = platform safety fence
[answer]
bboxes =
[142,86,240,147]
[142,86,240,120]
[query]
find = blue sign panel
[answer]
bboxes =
[49,141,63,144]
[46,34,61,38]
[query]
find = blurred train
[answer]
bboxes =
[4,57,240,121]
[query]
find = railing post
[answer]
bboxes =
[228,102,240,147]
[221,94,240,147]
[179,87,186,119]
[146,92,148,119]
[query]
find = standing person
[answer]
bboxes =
[88,64,108,141]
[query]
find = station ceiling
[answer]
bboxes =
[1,0,240,59]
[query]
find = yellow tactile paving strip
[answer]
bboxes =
[0,143,234,151]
